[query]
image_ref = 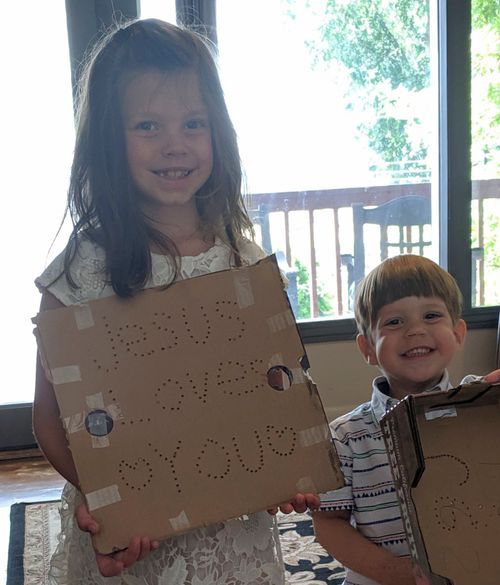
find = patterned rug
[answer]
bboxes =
[7,503,346,584]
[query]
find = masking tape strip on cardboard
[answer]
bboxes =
[268,355,305,385]
[299,425,329,448]
[290,368,305,384]
[169,510,191,531]
[268,353,284,367]
[267,311,295,333]
[424,406,457,421]
[296,476,317,494]
[87,392,110,448]
[63,403,123,434]
[73,303,95,330]
[50,365,82,385]
[232,272,254,308]
[63,392,123,448]
[86,485,121,511]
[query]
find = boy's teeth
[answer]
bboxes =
[405,347,431,357]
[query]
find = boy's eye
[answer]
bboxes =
[384,317,402,327]
[425,312,442,320]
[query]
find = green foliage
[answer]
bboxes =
[471,0,500,175]
[294,258,334,319]
[288,0,431,170]
[286,0,499,177]
[318,0,430,91]
[472,0,500,29]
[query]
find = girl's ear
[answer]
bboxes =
[356,333,378,366]
[453,318,467,347]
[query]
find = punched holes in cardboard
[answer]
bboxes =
[33,255,344,553]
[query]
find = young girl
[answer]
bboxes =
[33,18,317,585]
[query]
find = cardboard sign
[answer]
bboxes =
[381,382,500,585]
[34,255,343,553]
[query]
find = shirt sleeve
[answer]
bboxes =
[35,238,111,306]
[319,422,354,511]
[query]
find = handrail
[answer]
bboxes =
[249,179,499,317]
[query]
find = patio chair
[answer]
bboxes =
[351,195,432,288]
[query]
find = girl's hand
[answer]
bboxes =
[75,503,159,577]
[483,369,500,383]
[267,492,320,515]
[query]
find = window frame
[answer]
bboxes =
[1,0,496,452]
[70,0,499,344]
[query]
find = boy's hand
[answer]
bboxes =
[75,503,159,577]
[267,492,320,515]
[483,369,500,383]
[413,564,431,585]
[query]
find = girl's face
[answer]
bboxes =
[122,69,213,222]
[357,296,466,399]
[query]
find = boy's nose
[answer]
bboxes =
[405,322,427,336]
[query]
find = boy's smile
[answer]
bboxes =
[357,295,466,399]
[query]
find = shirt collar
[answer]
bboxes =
[370,370,452,423]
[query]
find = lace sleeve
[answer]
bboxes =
[35,239,113,306]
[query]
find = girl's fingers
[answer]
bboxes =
[75,503,99,534]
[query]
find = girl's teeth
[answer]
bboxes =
[158,170,190,178]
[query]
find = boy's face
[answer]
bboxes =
[357,296,466,399]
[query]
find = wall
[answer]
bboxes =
[306,327,498,422]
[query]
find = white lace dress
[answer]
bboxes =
[35,237,285,585]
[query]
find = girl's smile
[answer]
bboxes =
[123,69,213,225]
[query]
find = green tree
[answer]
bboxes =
[285,0,499,177]
[471,0,500,175]
[294,0,430,169]
[294,259,334,319]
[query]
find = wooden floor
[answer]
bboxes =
[0,454,64,584]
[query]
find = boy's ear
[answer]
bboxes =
[356,333,378,366]
[453,318,467,347]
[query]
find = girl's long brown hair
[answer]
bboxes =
[64,19,253,296]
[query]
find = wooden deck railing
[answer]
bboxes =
[249,179,499,317]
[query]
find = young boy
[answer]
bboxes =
[312,254,493,585]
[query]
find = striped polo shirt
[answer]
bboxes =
[319,372,452,585]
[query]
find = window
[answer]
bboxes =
[470,2,500,308]
[217,0,437,327]
[215,0,499,341]
[1,0,496,450]
[139,0,176,21]
[1,2,74,407]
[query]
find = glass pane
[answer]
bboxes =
[1,4,74,405]
[470,1,500,307]
[217,0,436,321]
[139,0,176,21]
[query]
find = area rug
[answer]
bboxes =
[8,503,346,584]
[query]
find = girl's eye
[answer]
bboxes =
[136,121,159,132]
[185,118,208,131]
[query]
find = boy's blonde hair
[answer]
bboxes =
[354,254,463,337]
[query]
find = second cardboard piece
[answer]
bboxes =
[381,382,500,585]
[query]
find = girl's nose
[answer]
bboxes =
[161,132,187,157]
